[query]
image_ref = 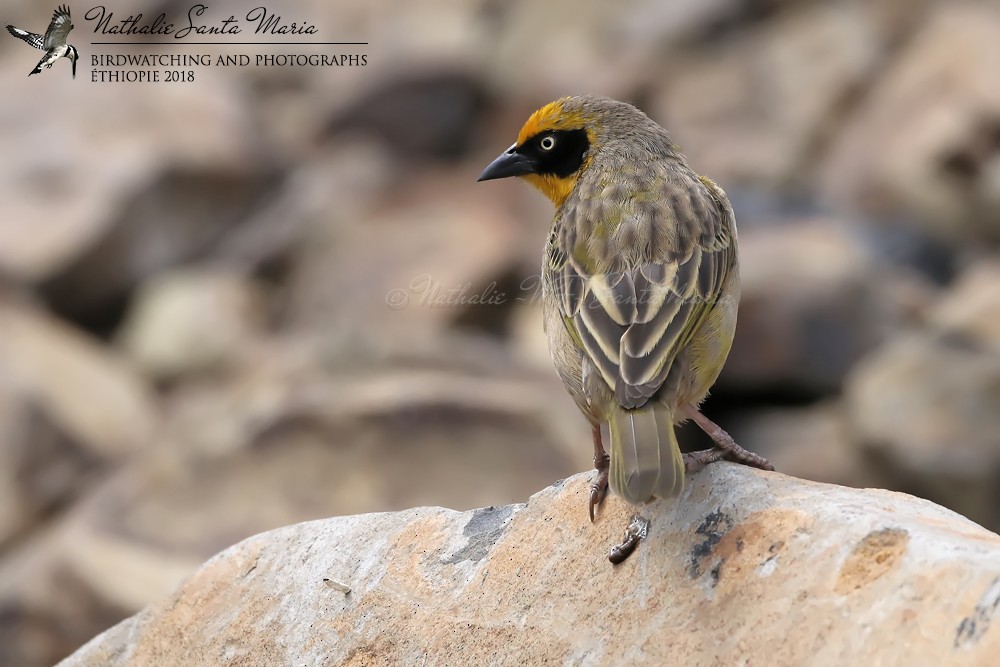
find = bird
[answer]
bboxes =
[478,95,773,562]
[6,5,78,79]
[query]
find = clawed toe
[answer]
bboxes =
[683,447,727,472]
[589,424,610,522]
[589,472,609,522]
[747,455,775,472]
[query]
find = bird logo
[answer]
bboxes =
[5,5,78,79]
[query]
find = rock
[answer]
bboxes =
[0,61,277,333]
[0,294,155,557]
[820,4,1000,242]
[0,477,202,667]
[60,467,1000,666]
[323,69,492,164]
[352,0,491,70]
[845,332,1000,532]
[160,363,584,515]
[0,298,161,667]
[720,219,920,396]
[0,388,101,550]
[616,0,747,47]
[928,260,1000,354]
[654,2,885,187]
[488,1,635,99]
[0,67,264,285]
[37,165,279,334]
[0,347,585,667]
[118,267,268,380]
[0,294,157,459]
[283,170,541,347]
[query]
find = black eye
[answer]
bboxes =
[539,135,556,151]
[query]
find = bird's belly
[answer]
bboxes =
[676,285,739,408]
[542,273,602,422]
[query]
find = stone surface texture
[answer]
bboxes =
[61,467,1000,667]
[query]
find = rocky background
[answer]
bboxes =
[0,0,998,665]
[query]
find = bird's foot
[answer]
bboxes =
[683,447,727,472]
[684,406,775,471]
[609,513,649,564]
[589,424,609,522]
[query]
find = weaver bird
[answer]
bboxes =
[478,96,773,562]
[5,5,78,79]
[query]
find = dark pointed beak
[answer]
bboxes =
[477,144,537,182]
[71,57,76,79]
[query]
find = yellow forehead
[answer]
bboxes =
[516,98,589,145]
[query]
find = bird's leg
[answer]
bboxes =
[609,513,650,564]
[589,423,609,522]
[683,405,774,471]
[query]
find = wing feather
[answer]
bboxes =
[6,25,45,50]
[43,5,73,49]
[550,170,737,411]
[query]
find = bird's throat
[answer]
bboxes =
[522,173,578,208]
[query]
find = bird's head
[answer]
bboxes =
[477,96,669,207]
[477,96,597,207]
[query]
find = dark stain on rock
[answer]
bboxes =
[689,509,734,580]
[709,562,722,587]
[446,504,520,564]
[954,576,1000,649]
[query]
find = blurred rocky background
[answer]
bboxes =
[0,0,998,664]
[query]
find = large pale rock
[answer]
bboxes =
[62,467,1000,666]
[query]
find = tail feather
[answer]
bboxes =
[608,404,684,504]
